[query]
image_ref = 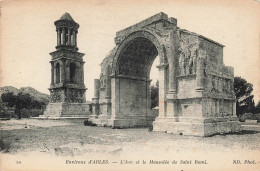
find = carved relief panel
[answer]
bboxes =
[65,89,84,103]
[178,32,199,76]
[206,75,233,96]
[50,89,62,103]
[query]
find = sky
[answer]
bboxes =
[0,0,259,102]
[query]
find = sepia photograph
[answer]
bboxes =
[0,0,259,170]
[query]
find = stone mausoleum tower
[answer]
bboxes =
[43,13,89,117]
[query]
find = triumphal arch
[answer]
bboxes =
[89,12,241,136]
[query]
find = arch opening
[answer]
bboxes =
[70,62,77,83]
[117,37,159,79]
[56,63,60,84]
[150,57,160,109]
[114,37,161,122]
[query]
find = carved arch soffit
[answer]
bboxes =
[66,60,81,68]
[111,30,169,75]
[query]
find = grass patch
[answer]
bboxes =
[0,139,11,153]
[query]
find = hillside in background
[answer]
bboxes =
[0,86,19,96]
[0,86,49,103]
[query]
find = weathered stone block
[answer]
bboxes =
[43,103,91,117]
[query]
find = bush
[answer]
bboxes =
[239,113,260,122]
[148,127,153,132]
[84,120,97,126]
[0,106,10,119]
[1,92,46,119]
[252,113,260,122]
[20,109,44,118]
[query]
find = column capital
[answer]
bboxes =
[92,97,99,104]
[166,93,177,100]
[156,63,168,69]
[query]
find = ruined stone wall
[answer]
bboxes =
[177,76,197,99]
[177,98,202,117]
[199,36,235,118]
[175,30,235,118]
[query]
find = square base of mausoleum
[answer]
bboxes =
[89,117,154,128]
[152,116,241,137]
[42,103,90,117]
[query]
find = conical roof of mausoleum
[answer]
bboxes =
[59,12,75,22]
[55,12,79,29]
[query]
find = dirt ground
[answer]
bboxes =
[0,118,259,171]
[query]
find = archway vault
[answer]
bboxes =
[89,12,240,136]
[111,30,168,77]
[117,37,158,79]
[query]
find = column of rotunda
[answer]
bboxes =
[53,27,79,85]
[56,27,77,47]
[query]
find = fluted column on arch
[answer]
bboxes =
[90,79,100,119]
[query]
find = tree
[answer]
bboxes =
[151,80,159,109]
[1,92,16,108]
[29,99,42,109]
[1,92,32,119]
[257,101,260,107]
[234,76,254,116]
[253,101,260,114]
